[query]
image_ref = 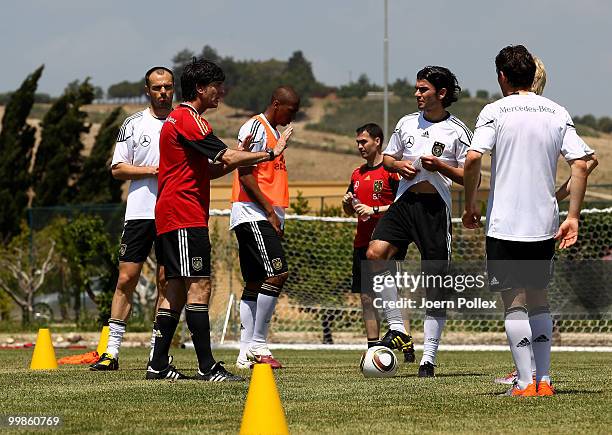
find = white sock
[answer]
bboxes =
[530,346,536,376]
[252,283,281,344]
[504,307,533,389]
[106,319,126,359]
[420,315,446,365]
[377,271,407,334]
[239,299,257,360]
[529,307,553,384]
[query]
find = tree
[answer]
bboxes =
[459,89,471,99]
[57,215,117,324]
[337,74,381,99]
[0,65,43,240]
[107,80,143,101]
[579,114,598,129]
[171,48,196,100]
[390,78,414,99]
[32,79,94,206]
[171,46,328,111]
[289,190,311,215]
[223,59,287,112]
[475,89,489,100]
[282,50,324,103]
[93,86,104,101]
[598,116,612,134]
[75,107,125,203]
[0,223,56,325]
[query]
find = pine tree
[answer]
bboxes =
[172,48,195,100]
[75,107,125,203]
[32,79,94,206]
[0,65,44,239]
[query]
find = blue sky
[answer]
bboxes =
[3,0,611,116]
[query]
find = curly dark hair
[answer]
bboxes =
[181,59,225,101]
[416,66,461,108]
[495,45,536,89]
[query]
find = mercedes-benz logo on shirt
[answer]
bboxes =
[139,135,151,147]
[406,135,415,148]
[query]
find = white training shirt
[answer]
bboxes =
[470,93,590,242]
[111,108,164,221]
[229,114,285,230]
[384,111,471,213]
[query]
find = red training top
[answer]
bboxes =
[156,103,227,235]
[347,163,399,248]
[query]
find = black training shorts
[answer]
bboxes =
[156,227,211,279]
[486,236,555,292]
[234,220,288,282]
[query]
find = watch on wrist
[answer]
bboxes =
[373,206,380,215]
[266,149,275,161]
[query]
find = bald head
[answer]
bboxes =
[271,86,300,106]
[266,85,300,127]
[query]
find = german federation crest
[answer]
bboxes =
[272,258,283,271]
[432,141,446,157]
[373,180,383,193]
[192,257,203,272]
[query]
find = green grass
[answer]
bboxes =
[0,349,610,434]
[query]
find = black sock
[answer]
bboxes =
[185,303,215,373]
[367,338,379,348]
[149,308,179,371]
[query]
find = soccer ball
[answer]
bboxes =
[360,346,398,378]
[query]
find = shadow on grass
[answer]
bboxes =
[476,389,604,397]
[393,372,485,378]
[434,373,486,378]
[555,389,604,395]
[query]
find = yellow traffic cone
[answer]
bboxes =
[30,328,58,370]
[96,325,110,355]
[240,364,288,435]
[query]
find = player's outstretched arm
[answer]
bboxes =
[220,127,293,170]
[555,158,588,248]
[111,163,158,180]
[462,150,482,229]
[208,161,232,180]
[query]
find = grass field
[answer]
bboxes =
[1,348,611,434]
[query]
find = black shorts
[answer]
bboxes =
[156,227,211,279]
[371,191,451,261]
[234,220,288,282]
[119,219,157,263]
[351,246,407,293]
[486,236,555,292]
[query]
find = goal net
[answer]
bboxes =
[207,208,612,347]
[26,205,612,347]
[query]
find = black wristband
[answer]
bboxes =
[266,149,275,161]
[373,206,380,215]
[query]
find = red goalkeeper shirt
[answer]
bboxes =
[347,163,399,248]
[156,103,228,235]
